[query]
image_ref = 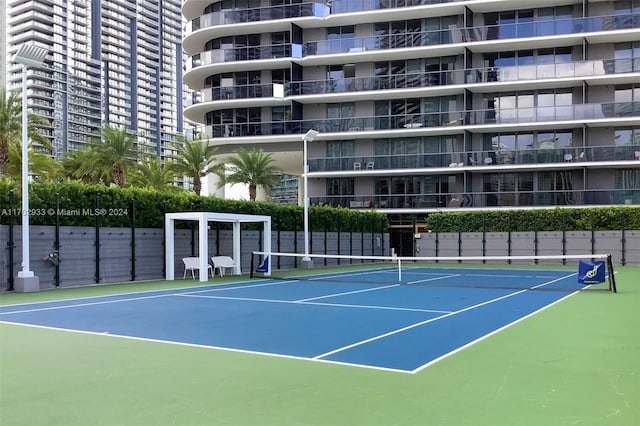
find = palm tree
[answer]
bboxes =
[0,87,52,177]
[68,124,138,187]
[8,139,62,181]
[169,136,222,195]
[61,148,104,184]
[130,156,180,192]
[218,148,282,201]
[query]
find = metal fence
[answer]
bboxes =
[0,225,388,290]
[1,224,638,290]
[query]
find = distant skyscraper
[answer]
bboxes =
[0,0,7,89]
[5,0,188,158]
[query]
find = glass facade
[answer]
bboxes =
[183,0,640,214]
[7,0,188,159]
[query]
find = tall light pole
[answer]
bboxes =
[302,129,318,265]
[13,44,49,292]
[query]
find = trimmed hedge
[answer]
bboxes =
[426,207,640,232]
[0,181,388,233]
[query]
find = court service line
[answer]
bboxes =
[406,274,461,285]
[175,293,450,314]
[312,273,576,360]
[177,279,297,295]
[295,283,401,302]
[302,268,397,281]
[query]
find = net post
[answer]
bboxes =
[250,252,255,279]
[606,254,617,293]
[398,258,402,282]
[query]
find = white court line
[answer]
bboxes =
[0,293,173,315]
[178,279,296,294]
[295,283,401,302]
[299,267,396,281]
[312,273,576,361]
[176,293,450,314]
[0,279,295,315]
[411,278,582,374]
[407,274,461,285]
[0,320,412,374]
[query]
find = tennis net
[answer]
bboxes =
[250,251,617,293]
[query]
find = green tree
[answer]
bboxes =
[8,139,62,182]
[0,87,51,177]
[217,148,282,201]
[64,124,138,187]
[130,155,180,192]
[61,148,103,184]
[169,136,222,196]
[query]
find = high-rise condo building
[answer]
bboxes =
[6,0,187,158]
[183,0,639,231]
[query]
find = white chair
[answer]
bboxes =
[353,162,361,170]
[182,257,213,279]
[564,153,573,162]
[635,151,640,160]
[211,256,239,277]
[366,161,375,170]
[484,157,493,165]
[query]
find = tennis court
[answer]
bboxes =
[0,265,604,373]
[1,262,638,426]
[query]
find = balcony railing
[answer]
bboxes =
[186,57,639,106]
[308,145,640,172]
[190,44,301,68]
[302,13,640,56]
[187,2,327,32]
[197,102,639,138]
[311,189,640,210]
[207,84,280,101]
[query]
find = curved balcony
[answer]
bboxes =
[193,102,640,139]
[184,46,300,87]
[184,56,639,110]
[186,3,327,32]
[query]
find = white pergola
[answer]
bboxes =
[165,212,271,282]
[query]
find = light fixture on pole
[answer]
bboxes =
[13,44,49,292]
[302,129,319,264]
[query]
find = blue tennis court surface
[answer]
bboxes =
[0,267,584,373]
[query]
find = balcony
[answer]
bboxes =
[197,102,639,139]
[311,189,640,210]
[302,13,640,57]
[189,44,300,68]
[186,2,327,32]
[330,0,458,14]
[308,145,640,172]
[205,83,285,101]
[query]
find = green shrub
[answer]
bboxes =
[0,181,388,232]
[425,207,640,232]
